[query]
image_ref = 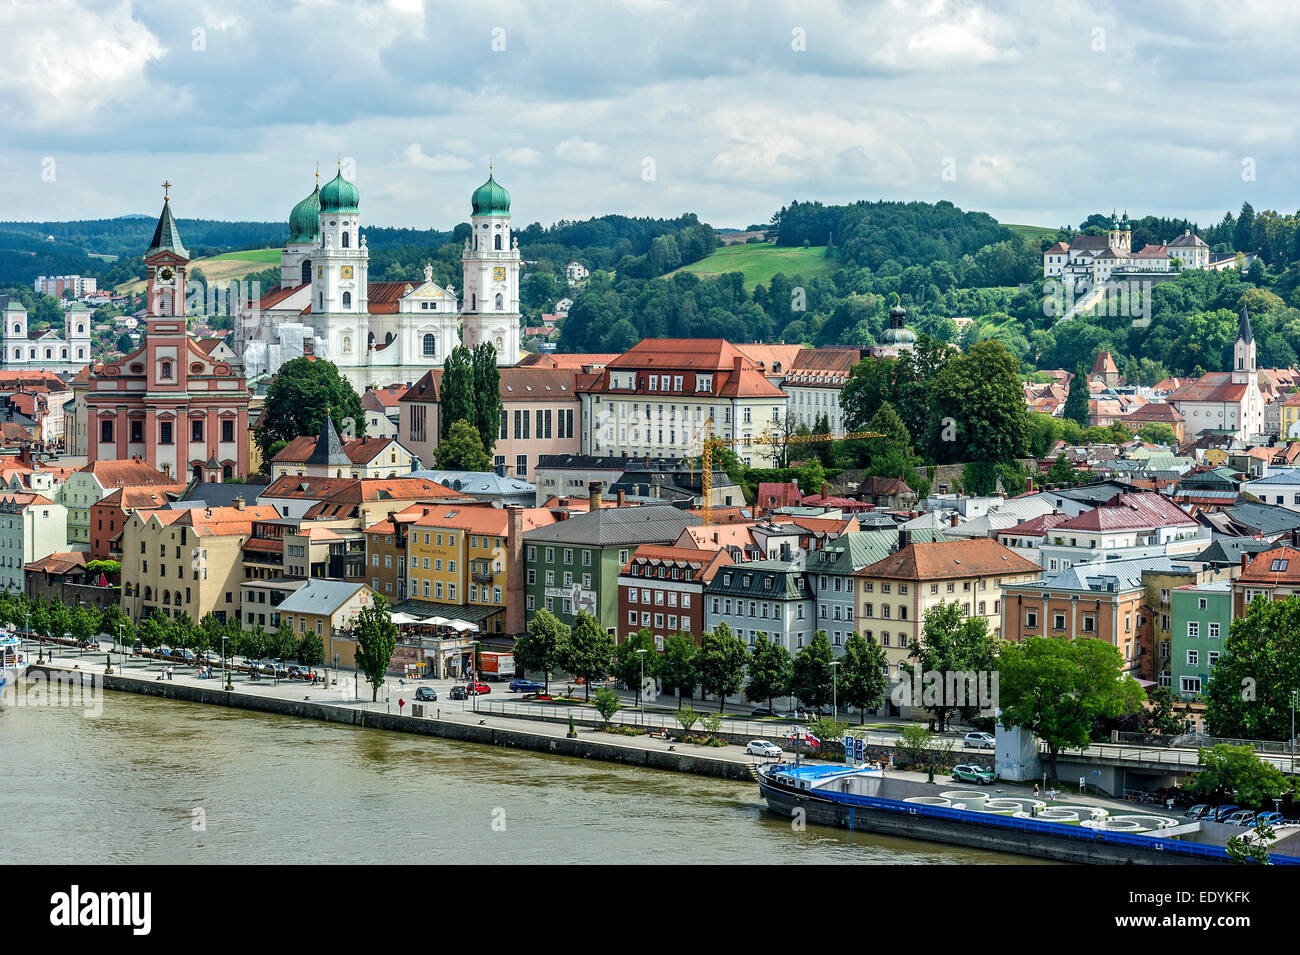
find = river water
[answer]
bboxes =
[0,690,1035,864]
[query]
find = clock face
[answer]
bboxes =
[493,267,506,282]
[341,266,354,279]
[159,266,175,281]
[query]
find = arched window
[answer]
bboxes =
[423,334,437,356]
[45,348,52,359]
[76,348,84,359]
[495,293,503,310]
[368,332,375,349]
[144,586,152,601]
[77,324,84,334]
[11,349,17,359]
[161,360,172,379]
[175,592,183,606]
[342,291,352,308]
[385,332,393,346]
[223,464,232,480]
[163,591,171,605]
[494,234,502,251]
[193,464,202,481]
[11,324,18,334]
[301,260,311,285]
[61,348,67,358]
[342,231,350,248]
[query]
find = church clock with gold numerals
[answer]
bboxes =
[341,266,354,279]
[493,267,506,282]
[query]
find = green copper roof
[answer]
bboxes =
[320,170,359,213]
[471,173,511,216]
[879,304,916,346]
[289,185,322,243]
[146,197,188,260]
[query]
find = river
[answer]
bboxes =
[0,690,1038,864]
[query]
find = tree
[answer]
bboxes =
[115,332,133,353]
[560,611,613,701]
[514,609,569,693]
[271,621,299,661]
[697,621,747,712]
[895,723,935,769]
[1186,744,1288,808]
[790,630,835,711]
[354,595,399,701]
[927,340,1031,466]
[1064,365,1090,427]
[839,632,889,723]
[255,357,363,460]
[660,631,698,707]
[612,628,659,707]
[1203,595,1300,740]
[593,686,622,726]
[675,703,702,737]
[297,633,325,667]
[68,606,98,645]
[1137,422,1178,446]
[471,342,503,455]
[240,624,269,664]
[439,345,474,440]
[861,401,919,479]
[906,601,999,731]
[744,632,793,711]
[137,609,168,651]
[1226,820,1276,865]
[434,418,492,471]
[997,636,1145,781]
[1046,452,1079,486]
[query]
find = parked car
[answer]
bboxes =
[1184,804,1213,820]
[158,647,173,659]
[1210,805,1240,822]
[466,682,491,695]
[951,764,995,785]
[745,740,782,758]
[1251,811,1284,828]
[132,641,143,654]
[510,679,545,693]
[1223,809,1257,826]
[964,732,995,750]
[414,687,438,702]
[176,649,196,663]
[751,707,793,719]
[449,686,468,700]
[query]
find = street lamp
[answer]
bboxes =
[1292,689,1297,774]
[830,660,841,720]
[636,648,648,722]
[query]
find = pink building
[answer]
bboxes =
[84,190,250,482]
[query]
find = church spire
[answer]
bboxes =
[146,184,188,261]
[1238,306,1254,345]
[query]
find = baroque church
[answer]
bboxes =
[235,165,522,391]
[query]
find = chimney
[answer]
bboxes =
[821,482,828,498]
[616,489,626,507]
[1293,529,1299,549]
[898,528,911,551]
[588,480,602,511]
[506,505,525,634]
[234,496,245,510]
[558,496,569,507]
[1242,552,1249,573]
[1026,477,1035,494]
[950,513,960,527]
[733,356,744,375]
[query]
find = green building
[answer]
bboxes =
[523,504,699,634]
[1168,580,1232,700]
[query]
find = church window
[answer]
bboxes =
[192,420,204,442]
[423,334,437,357]
[77,348,84,359]
[495,293,503,310]
[61,348,67,358]
[160,421,173,445]
[223,465,233,480]
[193,464,203,481]
[385,332,393,346]
[161,360,172,379]
[342,291,352,308]
[100,419,113,443]
[342,231,350,248]
[302,260,311,285]
[77,324,84,334]
[45,348,52,359]
[222,420,234,442]
[471,294,476,310]
[494,234,502,251]
[130,420,143,443]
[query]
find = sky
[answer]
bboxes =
[2,0,1298,234]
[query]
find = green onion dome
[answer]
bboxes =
[288,185,321,243]
[320,170,359,214]
[470,173,511,216]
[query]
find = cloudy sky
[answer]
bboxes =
[2,0,1298,233]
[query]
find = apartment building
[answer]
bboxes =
[0,492,67,594]
[702,559,814,654]
[60,458,178,551]
[616,544,731,646]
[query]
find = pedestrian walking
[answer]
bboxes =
[1033,784,1040,798]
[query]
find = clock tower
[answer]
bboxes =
[461,169,520,366]
[144,182,189,319]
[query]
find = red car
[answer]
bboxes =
[466,682,491,695]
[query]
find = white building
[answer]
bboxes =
[1242,469,1300,511]
[1168,309,1265,440]
[0,492,68,594]
[565,261,589,287]
[35,275,96,298]
[1043,213,1218,291]
[235,168,522,390]
[2,300,92,375]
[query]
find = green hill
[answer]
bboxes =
[677,242,836,290]
[1003,223,1058,244]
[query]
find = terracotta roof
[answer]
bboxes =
[620,544,733,581]
[516,353,619,369]
[80,458,176,489]
[364,385,408,409]
[366,281,417,314]
[1133,244,1168,259]
[400,366,583,404]
[1052,492,1196,532]
[1238,546,1300,586]
[0,491,56,509]
[1044,242,1068,254]
[997,512,1071,538]
[1121,403,1184,424]
[756,481,802,509]
[184,505,279,536]
[1169,373,1249,404]
[96,484,188,509]
[24,552,88,575]
[735,343,804,376]
[783,347,861,385]
[854,538,1040,581]
[273,434,406,466]
[410,504,557,537]
[1091,351,1119,375]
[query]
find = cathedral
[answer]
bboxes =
[235,165,522,391]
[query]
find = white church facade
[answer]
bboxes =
[236,167,522,391]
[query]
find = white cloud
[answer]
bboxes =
[554,136,609,165]
[497,147,542,167]
[401,143,471,172]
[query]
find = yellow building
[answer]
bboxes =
[121,500,278,625]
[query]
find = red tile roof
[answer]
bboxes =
[80,458,176,488]
[1239,546,1300,586]
[854,538,1040,580]
[1170,373,1249,404]
[1052,492,1196,532]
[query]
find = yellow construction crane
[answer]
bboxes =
[690,416,882,525]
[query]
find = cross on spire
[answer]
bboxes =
[162,180,172,200]
[315,161,320,185]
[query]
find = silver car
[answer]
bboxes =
[745,740,782,758]
[964,732,995,750]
